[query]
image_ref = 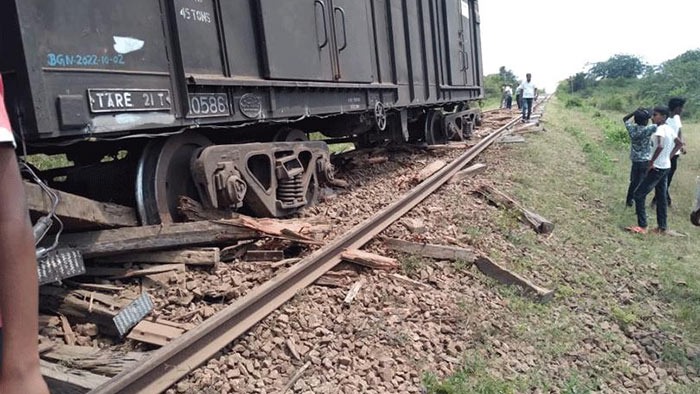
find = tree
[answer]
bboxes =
[589,54,646,79]
[498,66,519,86]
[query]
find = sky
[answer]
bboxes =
[479,0,700,92]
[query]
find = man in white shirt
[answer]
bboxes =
[517,74,537,121]
[502,85,513,109]
[652,98,686,207]
[629,106,682,234]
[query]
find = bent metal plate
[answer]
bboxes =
[88,88,172,113]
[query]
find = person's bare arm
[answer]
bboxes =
[648,136,663,171]
[0,147,48,394]
[679,128,686,154]
[671,138,683,158]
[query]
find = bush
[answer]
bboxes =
[565,98,583,108]
[596,95,625,112]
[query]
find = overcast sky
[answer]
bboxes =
[479,0,700,91]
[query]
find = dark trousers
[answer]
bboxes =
[634,168,669,229]
[652,155,679,205]
[626,161,648,206]
[516,95,522,109]
[522,98,533,120]
[505,96,512,109]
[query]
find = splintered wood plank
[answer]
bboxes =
[414,160,447,183]
[42,359,110,394]
[341,249,399,271]
[243,250,285,262]
[476,185,554,234]
[449,163,488,184]
[42,345,147,377]
[474,256,554,302]
[343,279,366,305]
[84,264,185,279]
[59,315,76,346]
[126,320,185,347]
[96,247,220,267]
[381,237,477,262]
[56,221,258,258]
[24,181,138,229]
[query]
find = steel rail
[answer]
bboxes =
[92,102,544,394]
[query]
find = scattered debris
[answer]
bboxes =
[341,249,399,271]
[343,279,366,305]
[449,163,488,184]
[282,361,312,393]
[24,181,138,230]
[42,344,147,377]
[498,135,526,144]
[474,256,554,302]
[126,319,188,347]
[243,250,285,262]
[41,359,110,393]
[401,218,427,234]
[113,293,154,337]
[476,185,555,234]
[388,273,431,290]
[382,237,477,262]
[96,247,220,267]
[414,160,447,183]
[59,315,76,346]
[58,220,257,258]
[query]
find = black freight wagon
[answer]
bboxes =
[0,0,484,223]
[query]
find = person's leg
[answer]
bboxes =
[526,98,533,120]
[655,170,669,230]
[666,155,678,206]
[0,147,49,394]
[521,98,527,119]
[626,161,645,206]
[634,169,664,229]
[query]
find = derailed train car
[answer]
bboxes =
[0,0,484,224]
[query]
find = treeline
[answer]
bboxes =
[557,50,700,119]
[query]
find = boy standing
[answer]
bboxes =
[628,106,682,234]
[0,76,49,393]
[653,98,686,206]
[502,85,513,109]
[623,108,657,207]
[517,74,537,121]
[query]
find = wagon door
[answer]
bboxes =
[329,0,373,82]
[257,0,335,81]
[444,0,469,86]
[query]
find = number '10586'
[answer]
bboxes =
[189,95,228,116]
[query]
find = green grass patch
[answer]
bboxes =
[423,356,523,394]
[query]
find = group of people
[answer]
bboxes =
[501,73,538,122]
[624,98,686,234]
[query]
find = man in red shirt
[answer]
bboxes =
[0,76,49,393]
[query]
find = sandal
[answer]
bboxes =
[625,226,647,234]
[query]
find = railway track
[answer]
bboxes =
[92,100,548,394]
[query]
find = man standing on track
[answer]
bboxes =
[0,76,49,394]
[517,73,538,122]
[502,85,513,109]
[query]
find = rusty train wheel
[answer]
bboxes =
[136,133,212,225]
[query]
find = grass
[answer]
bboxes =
[426,96,700,392]
[423,356,523,394]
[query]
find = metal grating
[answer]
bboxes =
[37,248,85,286]
[113,293,154,337]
